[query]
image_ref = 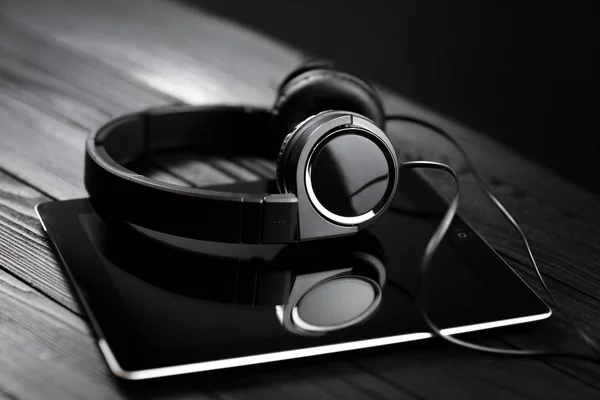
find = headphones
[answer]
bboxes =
[85,59,600,364]
[85,59,398,244]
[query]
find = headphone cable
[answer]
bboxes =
[386,114,600,365]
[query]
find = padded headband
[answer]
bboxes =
[85,105,299,244]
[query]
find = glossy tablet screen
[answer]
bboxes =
[37,169,550,380]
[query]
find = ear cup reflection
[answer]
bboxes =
[293,276,382,332]
[277,248,386,337]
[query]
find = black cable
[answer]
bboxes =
[388,114,600,365]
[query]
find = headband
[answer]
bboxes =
[85,105,298,244]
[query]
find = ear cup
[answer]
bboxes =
[276,58,336,93]
[271,68,386,147]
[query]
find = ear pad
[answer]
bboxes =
[276,58,336,93]
[271,68,386,148]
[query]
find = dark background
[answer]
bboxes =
[184,0,599,193]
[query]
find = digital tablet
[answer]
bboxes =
[36,169,551,380]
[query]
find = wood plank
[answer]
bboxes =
[0,18,197,189]
[0,75,256,202]
[0,161,186,315]
[2,0,599,228]
[0,267,123,399]
[496,321,600,391]
[0,170,76,311]
[0,88,86,200]
[0,83,273,194]
[0,0,302,106]
[0,16,175,131]
[351,338,600,400]
[153,153,236,187]
[210,361,420,400]
[232,156,277,179]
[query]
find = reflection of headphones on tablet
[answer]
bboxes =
[98,215,387,337]
[85,59,398,244]
[85,59,600,365]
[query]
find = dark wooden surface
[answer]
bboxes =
[0,0,599,398]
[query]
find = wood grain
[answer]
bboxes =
[0,170,76,310]
[0,82,273,195]
[0,267,115,400]
[0,18,194,189]
[0,15,270,190]
[0,87,86,200]
[0,16,175,130]
[352,342,600,400]
[0,0,302,105]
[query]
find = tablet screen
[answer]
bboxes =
[37,170,550,379]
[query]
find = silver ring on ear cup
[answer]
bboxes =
[304,126,397,226]
[277,110,398,232]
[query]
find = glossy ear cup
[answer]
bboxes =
[275,110,398,242]
[271,68,386,150]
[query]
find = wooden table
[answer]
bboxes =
[1,0,599,398]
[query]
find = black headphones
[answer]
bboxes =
[84,59,600,364]
[85,60,398,244]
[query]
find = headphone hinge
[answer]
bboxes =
[261,194,298,244]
